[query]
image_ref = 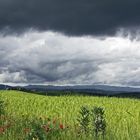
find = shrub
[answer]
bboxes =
[77,106,90,134]
[92,107,106,138]
[77,106,106,139]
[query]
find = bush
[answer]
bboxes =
[77,106,90,134]
[77,106,106,139]
[92,107,106,138]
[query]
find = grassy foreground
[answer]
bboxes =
[0,90,140,140]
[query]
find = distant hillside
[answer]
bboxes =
[24,84,140,94]
[1,84,140,98]
[0,84,12,90]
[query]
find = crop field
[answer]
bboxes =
[0,90,140,140]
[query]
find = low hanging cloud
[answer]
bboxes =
[0,30,140,86]
[0,0,140,35]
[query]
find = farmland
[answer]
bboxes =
[0,90,140,140]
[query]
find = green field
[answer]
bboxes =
[0,90,140,140]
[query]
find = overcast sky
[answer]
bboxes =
[0,0,140,86]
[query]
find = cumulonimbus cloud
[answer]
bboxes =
[0,30,140,86]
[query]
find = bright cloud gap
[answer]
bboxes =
[0,29,140,87]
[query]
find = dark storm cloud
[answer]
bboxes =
[0,0,140,35]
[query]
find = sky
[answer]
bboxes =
[0,0,140,86]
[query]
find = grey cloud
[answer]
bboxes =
[0,31,140,86]
[0,0,140,35]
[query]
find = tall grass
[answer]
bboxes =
[0,90,140,139]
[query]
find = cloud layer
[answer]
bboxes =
[0,0,140,35]
[0,30,140,86]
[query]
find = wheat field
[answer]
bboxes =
[0,90,140,140]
